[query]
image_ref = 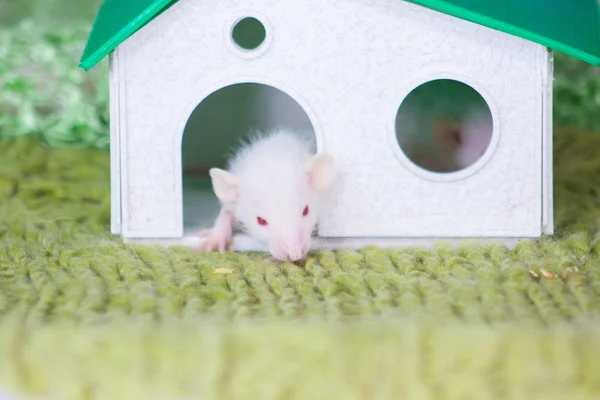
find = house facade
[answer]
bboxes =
[79,0,600,245]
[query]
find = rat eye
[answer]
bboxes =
[257,216,268,226]
[302,206,309,217]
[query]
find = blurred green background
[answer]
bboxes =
[1,0,599,149]
[0,0,100,25]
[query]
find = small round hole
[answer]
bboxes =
[231,17,266,51]
[395,79,494,174]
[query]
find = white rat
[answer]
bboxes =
[197,128,336,262]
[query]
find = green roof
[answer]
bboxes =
[79,0,176,71]
[79,0,600,71]
[409,0,600,66]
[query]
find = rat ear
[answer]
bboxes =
[307,153,335,191]
[432,118,462,149]
[209,168,238,203]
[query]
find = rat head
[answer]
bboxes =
[432,111,493,170]
[209,153,335,262]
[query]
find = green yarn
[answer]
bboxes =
[1,321,600,400]
[1,127,600,398]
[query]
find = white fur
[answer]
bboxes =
[433,107,493,171]
[454,108,493,168]
[199,128,335,261]
[209,168,238,203]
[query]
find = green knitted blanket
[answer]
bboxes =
[1,127,600,399]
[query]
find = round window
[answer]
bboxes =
[395,79,494,175]
[231,17,266,51]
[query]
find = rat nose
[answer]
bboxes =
[285,252,302,262]
[285,245,306,262]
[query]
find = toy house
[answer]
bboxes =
[79,0,600,249]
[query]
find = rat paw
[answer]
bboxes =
[197,227,232,254]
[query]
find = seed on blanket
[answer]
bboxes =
[539,268,554,280]
[214,268,233,274]
[528,270,539,279]
[562,266,579,278]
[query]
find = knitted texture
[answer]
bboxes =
[1,127,600,399]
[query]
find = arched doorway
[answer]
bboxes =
[180,82,316,235]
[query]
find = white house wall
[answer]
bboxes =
[542,49,554,235]
[116,0,546,239]
[108,51,122,235]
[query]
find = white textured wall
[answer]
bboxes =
[114,0,547,238]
